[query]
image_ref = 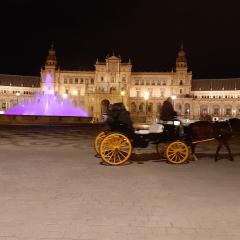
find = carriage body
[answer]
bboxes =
[95,103,190,165]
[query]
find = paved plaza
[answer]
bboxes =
[0,125,240,240]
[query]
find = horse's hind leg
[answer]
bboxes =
[190,144,198,161]
[215,141,223,162]
[223,140,234,161]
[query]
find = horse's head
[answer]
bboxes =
[229,118,240,135]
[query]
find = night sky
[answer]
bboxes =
[0,0,239,79]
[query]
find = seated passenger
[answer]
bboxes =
[107,103,133,131]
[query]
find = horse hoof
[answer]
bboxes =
[230,157,234,162]
[214,158,218,162]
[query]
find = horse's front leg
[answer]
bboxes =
[215,140,223,162]
[223,140,234,161]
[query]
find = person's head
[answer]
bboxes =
[112,102,126,111]
[166,97,173,104]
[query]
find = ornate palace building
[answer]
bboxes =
[0,44,240,120]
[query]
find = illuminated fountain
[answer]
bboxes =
[6,73,88,117]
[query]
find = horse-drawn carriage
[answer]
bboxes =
[95,103,192,165]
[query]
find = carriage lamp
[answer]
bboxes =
[232,109,236,116]
[120,90,125,102]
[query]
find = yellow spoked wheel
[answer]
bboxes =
[100,133,132,165]
[165,141,189,164]
[95,131,108,155]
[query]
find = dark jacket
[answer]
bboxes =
[107,103,133,130]
[160,100,178,121]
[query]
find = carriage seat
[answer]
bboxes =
[135,123,164,134]
[159,120,181,126]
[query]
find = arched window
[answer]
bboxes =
[147,102,153,113]
[212,105,220,116]
[225,105,232,116]
[139,102,144,112]
[184,103,190,115]
[200,105,208,115]
[101,99,110,114]
[131,102,137,112]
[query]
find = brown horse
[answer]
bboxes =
[186,118,240,162]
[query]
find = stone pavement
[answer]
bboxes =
[0,126,240,240]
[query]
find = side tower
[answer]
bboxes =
[40,43,60,93]
[173,44,192,96]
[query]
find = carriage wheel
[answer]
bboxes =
[100,133,132,165]
[165,141,189,164]
[94,131,108,155]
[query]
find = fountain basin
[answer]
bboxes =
[0,114,93,126]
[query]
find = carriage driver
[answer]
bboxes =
[160,97,178,121]
[159,97,184,136]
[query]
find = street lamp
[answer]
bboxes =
[171,95,176,110]
[232,109,236,117]
[16,92,20,105]
[72,90,78,96]
[144,91,150,117]
[186,109,190,121]
[120,90,125,103]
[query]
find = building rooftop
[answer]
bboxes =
[0,74,40,87]
[192,78,240,91]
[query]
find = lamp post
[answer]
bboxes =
[144,91,150,118]
[171,95,176,110]
[186,108,190,121]
[16,92,20,105]
[120,90,125,103]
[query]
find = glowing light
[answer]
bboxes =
[120,90,125,96]
[171,95,176,100]
[16,92,20,96]
[144,91,150,101]
[72,90,78,96]
[62,93,68,99]
[0,110,5,114]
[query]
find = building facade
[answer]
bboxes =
[0,44,240,120]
